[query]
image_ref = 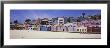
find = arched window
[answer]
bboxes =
[77,29,79,31]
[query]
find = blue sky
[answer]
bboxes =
[10,9,101,23]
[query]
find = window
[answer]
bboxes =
[80,29,81,32]
[82,29,84,31]
[77,29,79,31]
[85,29,86,31]
[69,25,72,27]
[73,26,76,27]
[59,20,63,21]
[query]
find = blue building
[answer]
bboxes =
[40,25,47,31]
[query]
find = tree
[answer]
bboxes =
[67,17,70,23]
[82,13,85,18]
[36,18,41,25]
[25,19,31,24]
[14,20,18,29]
[98,15,101,19]
[14,20,18,24]
[77,19,80,22]
[96,15,101,19]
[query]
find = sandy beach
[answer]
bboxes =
[10,30,101,39]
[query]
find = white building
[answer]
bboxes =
[48,19,53,25]
[63,26,68,32]
[76,26,87,33]
[58,18,64,25]
[51,25,57,32]
[56,25,64,32]
[72,22,78,32]
[72,22,77,26]
[64,23,73,32]
[63,23,77,32]
[51,24,64,32]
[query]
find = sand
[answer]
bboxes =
[10,30,101,39]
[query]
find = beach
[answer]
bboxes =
[10,30,101,39]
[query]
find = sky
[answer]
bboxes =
[10,9,101,24]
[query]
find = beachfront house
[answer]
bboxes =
[47,25,51,31]
[24,22,30,30]
[40,25,48,31]
[51,24,64,32]
[51,25,57,32]
[17,24,25,30]
[63,22,77,32]
[48,19,53,25]
[64,23,74,32]
[63,26,68,32]
[41,18,48,25]
[52,18,58,25]
[56,25,64,32]
[10,24,15,30]
[77,21,83,27]
[87,25,101,33]
[76,26,87,33]
[58,18,64,25]
[28,24,40,30]
[81,19,101,33]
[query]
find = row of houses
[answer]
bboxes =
[10,17,101,34]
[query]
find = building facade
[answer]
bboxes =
[58,18,64,25]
